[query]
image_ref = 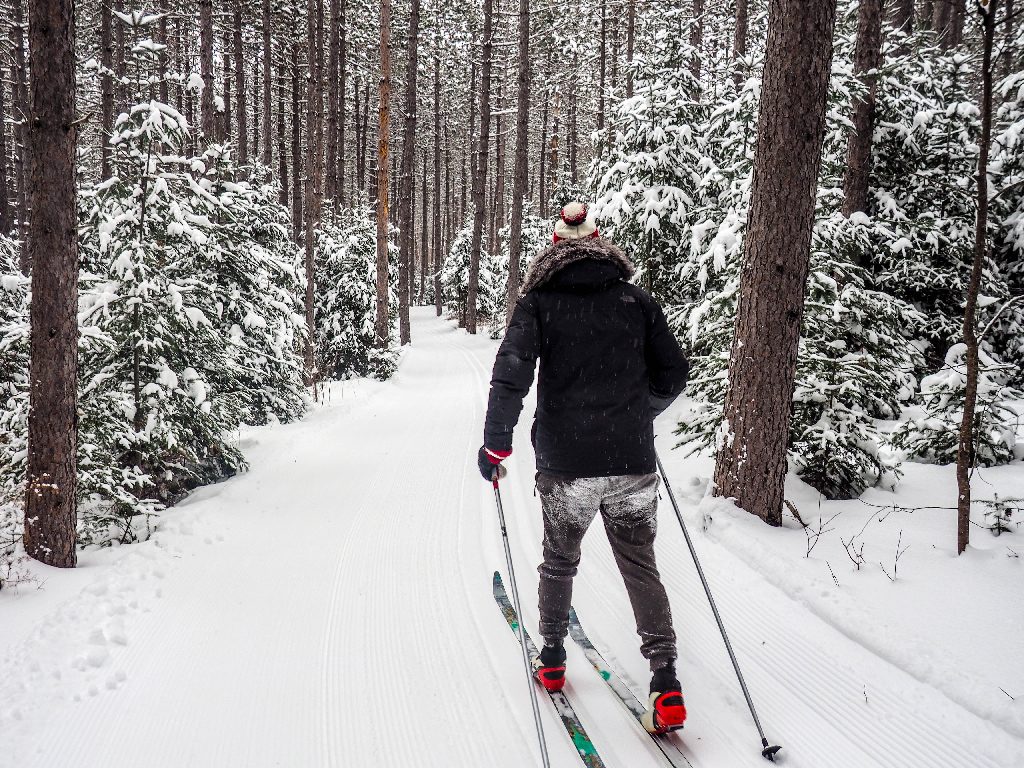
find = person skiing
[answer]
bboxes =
[478,201,690,733]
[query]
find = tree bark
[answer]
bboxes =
[24,0,78,568]
[933,0,953,45]
[223,29,232,141]
[492,73,506,259]
[842,0,884,221]
[420,153,428,302]
[375,0,392,347]
[158,2,169,105]
[598,0,606,130]
[957,1,998,555]
[0,70,9,234]
[326,0,341,200]
[262,0,273,167]
[397,0,420,344]
[506,0,530,323]
[691,0,704,80]
[1004,0,1016,79]
[252,55,260,162]
[433,50,442,316]
[305,0,324,386]
[734,0,749,81]
[200,0,216,140]
[100,0,113,179]
[949,0,967,45]
[11,0,28,246]
[234,1,247,164]
[291,45,302,241]
[278,51,289,207]
[713,0,839,527]
[468,0,493,335]
[626,0,636,99]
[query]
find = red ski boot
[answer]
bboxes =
[533,643,567,693]
[642,664,687,733]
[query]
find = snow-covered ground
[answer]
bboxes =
[1,307,1022,767]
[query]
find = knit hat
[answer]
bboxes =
[552,201,599,243]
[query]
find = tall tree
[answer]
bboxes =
[375,0,393,346]
[842,0,885,221]
[957,0,999,554]
[291,45,302,240]
[467,0,494,334]
[713,0,839,526]
[200,0,216,139]
[734,0,748,79]
[397,0,421,344]
[691,0,704,80]
[505,0,530,323]
[100,0,114,179]
[433,42,442,316]
[891,0,915,33]
[12,0,28,245]
[24,0,79,567]
[262,0,274,167]
[305,0,324,385]
[326,0,341,201]
[234,1,248,164]
[625,0,636,98]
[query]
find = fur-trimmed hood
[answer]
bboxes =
[520,237,635,296]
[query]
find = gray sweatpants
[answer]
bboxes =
[536,472,677,671]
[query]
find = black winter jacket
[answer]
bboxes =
[483,237,689,478]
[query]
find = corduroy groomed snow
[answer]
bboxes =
[553,201,599,242]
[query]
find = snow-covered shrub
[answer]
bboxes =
[77,101,246,538]
[890,344,1022,467]
[440,220,506,333]
[316,202,399,380]
[190,149,308,423]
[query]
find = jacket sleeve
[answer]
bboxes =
[642,294,689,419]
[483,295,541,451]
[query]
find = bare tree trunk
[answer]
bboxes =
[420,153,427,302]
[339,0,347,206]
[492,72,505,250]
[713,0,839,526]
[291,45,302,241]
[99,0,113,179]
[200,0,216,140]
[1004,0,1016,78]
[433,50,442,316]
[949,0,967,45]
[304,0,324,387]
[252,56,260,162]
[734,0,749,81]
[397,0,420,344]
[468,0,493,335]
[547,88,560,207]
[957,1,998,555]
[158,2,169,105]
[506,0,530,323]
[234,1,247,164]
[223,29,232,141]
[568,54,577,181]
[933,0,952,45]
[12,0,28,246]
[113,0,125,110]
[539,87,548,217]
[625,0,636,98]
[842,0,884,223]
[262,0,273,167]
[174,14,184,116]
[278,54,289,207]
[24,0,78,568]
[923,0,935,29]
[326,0,341,201]
[691,0,704,80]
[375,0,392,347]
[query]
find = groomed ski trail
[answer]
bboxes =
[2,307,1022,768]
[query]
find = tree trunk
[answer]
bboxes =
[712,0,839,527]
[100,0,113,179]
[375,0,392,347]
[433,51,442,316]
[568,54,578,181]
[933,0,952,45]
[252,56,260,162]
[158,2,169,105]
[957,1,998,555]
[598,0,606,130]
[1004,0,1015,79]
[200,0,216,140]
[12,0,28,246]
[278,52,289,207]
[305,0,323,387]
[506,0,530,323]
[262,0,273,167]
[326,0,341,200]
[949,0,967,45]
[420,153,428,302]
[234,2,247,164]
[842,0,884,222]
[24,0,78,568]
[539,88,548,217]
[626,0,636,98]
[734,0,749,81]
[0,71,9,234]
[339,0,347,206]
[548,88,560,207]
[397,0,420,345]
[691,0,704,80]
[468,0,493,335]
[291,45,302,241]
[113,0,125,111]
[492,72,505,249]
[223,29,232,141]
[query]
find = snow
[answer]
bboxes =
[1,309,1022,767]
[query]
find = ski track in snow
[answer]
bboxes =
[1,307,1022,768]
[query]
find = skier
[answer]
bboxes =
[478,201,690,734]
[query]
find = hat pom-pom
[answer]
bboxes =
[561,202,588,226]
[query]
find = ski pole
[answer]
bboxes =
[492,469,552,768]
[655,452,783,762]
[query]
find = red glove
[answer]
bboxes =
[478,446,511,481]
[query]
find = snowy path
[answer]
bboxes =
[2,307,1022,768]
